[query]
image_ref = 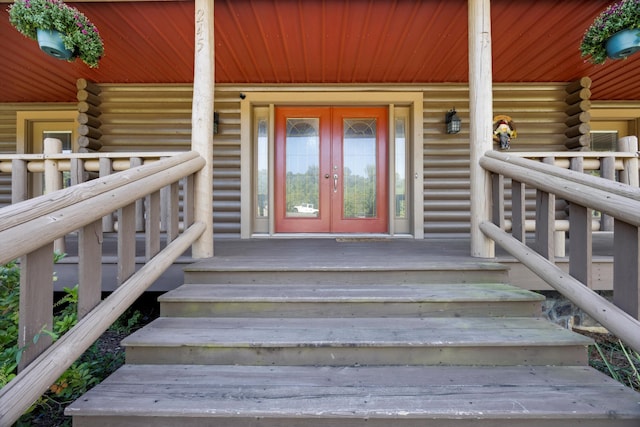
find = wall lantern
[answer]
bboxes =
[214,112,219,135]
[445,108,461,134]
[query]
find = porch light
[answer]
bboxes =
[214,112,219,134]
[445,108,461,134]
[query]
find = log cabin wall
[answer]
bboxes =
[0,83,569,238]
[423,83,568,236]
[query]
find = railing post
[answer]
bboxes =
[600,156,615,231]
[468,0,495,258]
[534,157,556,261]
[18,243,54,371]
[44,138,65,253]
[511,180,526,242]
[618,136,639,188]
[78,220,103,319]
[146,191,161,261]
[100,158,114,232]
[11,159,28,203]
[191,0,215,258]
[117,203,136,285]
[130,157,145,232]
[491,173,505,229]
[614,219,640,319]
[569,203,593,289]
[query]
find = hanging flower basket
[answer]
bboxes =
[36,28,74,60]
[580,0,640,64]
[605,28,640,60]
[7,0,104,68]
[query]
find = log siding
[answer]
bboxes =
[1,83,579,238]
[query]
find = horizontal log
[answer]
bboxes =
[565,77,592,94]
[565,88,591,105]
[78,124,103,140]
[78,136,103,151]
[76,78,101,95]
[565,134,590,149]
[565,122,590,138]
[77,90,101,107]
[77,113,102,128]
[565,111,591,127]
[483,151,640,202]
[566,100,591,116]
[0,152,204,236]
[77,102,101,117]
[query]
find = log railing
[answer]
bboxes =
[0,150,206,426]
[0,139,188,236]
[480,150,640,355]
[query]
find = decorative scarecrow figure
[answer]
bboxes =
[493,115,516,150]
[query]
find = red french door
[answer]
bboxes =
[274,106,388,233]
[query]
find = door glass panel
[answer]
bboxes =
[394,117,406,218]
[285,118,320,217]
[256,118,269,218]
[343,118,376,219]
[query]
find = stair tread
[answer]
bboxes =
[159,283,544,303]
[122,316,592,347]
[66,364,640,420]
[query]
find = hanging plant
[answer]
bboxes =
[580,0,640,64]
[7,0,104,68]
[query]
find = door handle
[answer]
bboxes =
[333,174,339,192]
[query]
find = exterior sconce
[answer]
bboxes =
[214,112,219,134]
[445,108,461,134]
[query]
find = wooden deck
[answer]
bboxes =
[66,252,640,426]
[54,233,616,292]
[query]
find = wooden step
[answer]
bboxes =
[65,364,640,426]
[122,316,592,366]
[159,283,545,318]
[184,258,508,285]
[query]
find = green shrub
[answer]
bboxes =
[0,255,144,426]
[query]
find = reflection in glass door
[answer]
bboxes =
[274,107,387,233]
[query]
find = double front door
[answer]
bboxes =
[275,107,388,233]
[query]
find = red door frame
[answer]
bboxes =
[274,106,388,233]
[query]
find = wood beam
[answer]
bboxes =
[191,0,214,258]
[468,0,494,258]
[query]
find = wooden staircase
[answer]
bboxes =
[66,256,640,426]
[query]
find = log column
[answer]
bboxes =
[76,79,103,153]
[191,0,214,258]
[468,0,494,258]
[564,77,591,151]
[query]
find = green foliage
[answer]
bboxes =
[7,0,104,67]
[580,0,640,64]
[0,255,145,425]
[591,338,640,391]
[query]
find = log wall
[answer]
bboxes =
[0,83,573,238]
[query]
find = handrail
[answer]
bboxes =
[0,150,206,426]
[480,155,640,227]
[0,222,205,426]
[481,221,640,352]
[481,151,640,355]
[484,151,640,201]
[0,151,201,235]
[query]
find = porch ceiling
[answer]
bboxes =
[0,0,638,103]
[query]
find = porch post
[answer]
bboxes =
[468,0,495,258]
[191,0,214,258]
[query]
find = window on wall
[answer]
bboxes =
[590,131,618,151]
[395,117,407,219]
[253,107,270,234]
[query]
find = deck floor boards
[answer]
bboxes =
[66,364,640,424]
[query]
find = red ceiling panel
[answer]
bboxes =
[1,0,639,103]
